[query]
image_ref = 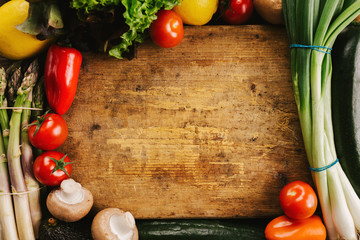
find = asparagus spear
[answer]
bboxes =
[21,89,41,238]
[31,76,44,120]
[0,68,10,150]
[5,61,22,78]
[0,128,19,240]
[7,66,22,107]
[0,67,18,240]
[31,76,45,158]
[8,61,39,240]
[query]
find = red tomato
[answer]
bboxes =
[149,10,184,48]
[279,181,318,219]
[220,0,253,25]
[28,113,68,150]
[33,151,72,186]
[265,215,326,240]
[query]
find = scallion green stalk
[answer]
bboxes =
[283,0,360,239]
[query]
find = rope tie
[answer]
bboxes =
[290,44,332,54]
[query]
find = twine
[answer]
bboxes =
[0,186,46,196]
[310,158,339,172]
[290,44,332,54]
[0,107,43,111]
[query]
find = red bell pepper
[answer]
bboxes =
[44,44,82,115]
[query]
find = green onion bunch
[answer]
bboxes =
[283,0,360,239]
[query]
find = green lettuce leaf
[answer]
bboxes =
[70,0,121,13]
[70,0,179,59]
[109,0,179,58]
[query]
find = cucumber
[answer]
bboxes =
[137,219,267,240]
[332,24,360,196]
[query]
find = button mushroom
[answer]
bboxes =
[91,208,138,240]
[46,178,93,222]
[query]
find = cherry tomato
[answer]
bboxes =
[220,0,253,25]
[149,10,184,48]
[33,151,72,186]
[28,113,68,150]
[279,181,318,220]
[265,215,326,240]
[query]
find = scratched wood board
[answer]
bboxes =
[1,25,313,219]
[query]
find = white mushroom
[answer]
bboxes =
[46,178,93,222]
[91,208,138,240]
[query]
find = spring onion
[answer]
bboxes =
[283,0,360,239]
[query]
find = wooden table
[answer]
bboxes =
[1,25,312,219]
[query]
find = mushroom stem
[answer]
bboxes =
[47,179,93,222]
[55,178,83,204]
[110,212,136,239]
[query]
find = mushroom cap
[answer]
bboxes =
[253,0,284,25]
[46,187,93,222]
[91,208,138,240]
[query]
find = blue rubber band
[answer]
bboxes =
[310,158,339,172]
[290,44,332,54]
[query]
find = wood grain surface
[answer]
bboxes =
[2,25,313,219]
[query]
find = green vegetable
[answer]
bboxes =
[21,74,42,238]
[39,216,92,240]
[70,0,179,59]
[282,0,360,239]
[0,67,18,240]
[332,24,360,197]
[70,0,120,12]
[108,0,179,58]
[137,219,267,240]
[16,0,65,40]
[7,60,39,240]
[0,67,9,150]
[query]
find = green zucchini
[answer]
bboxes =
[39,214,267,239]
[332,24,360,196]
[137,219,267,240]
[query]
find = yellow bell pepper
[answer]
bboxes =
[0,0,52,60]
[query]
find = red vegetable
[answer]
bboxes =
[28,113,68,150]
[279,181,317,220]
[220,0,253,25]
[44,44,82,115]
[33,151,72,186]
[265,215,326,240]
[149,10,184,48]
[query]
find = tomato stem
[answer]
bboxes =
[26,109,53,137]
[49,155,73,177]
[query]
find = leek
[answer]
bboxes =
[283,0,360,239]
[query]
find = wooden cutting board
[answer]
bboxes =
[2,25,313,219]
